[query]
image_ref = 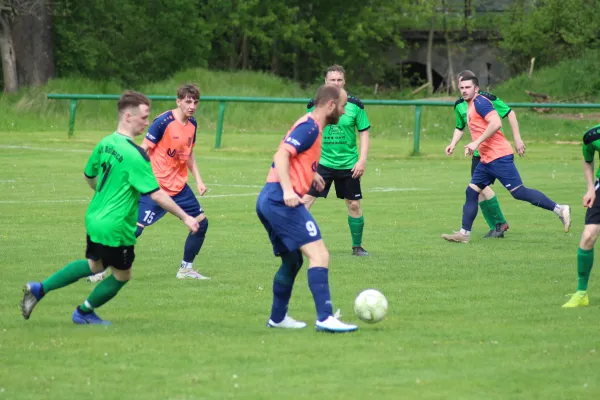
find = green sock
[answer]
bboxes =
[577,247,594,291]
[348,215,364,247]
[80,274,128,312]
[42,260,92,293]
[479,200,495,230]
[487,195,507,225]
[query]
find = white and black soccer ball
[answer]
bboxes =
[353,289,388,323]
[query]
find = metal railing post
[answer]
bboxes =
[215,101,227,149]
[413,105,422,155]
[68,99,78,138]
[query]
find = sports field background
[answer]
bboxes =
[1,105,599,399]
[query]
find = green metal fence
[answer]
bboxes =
[47,93,600,154]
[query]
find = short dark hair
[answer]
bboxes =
[118,91,150,115]
[325,64,345,77]
[457,70,479,86]
[314,84,341,107]
[177,84,200,100]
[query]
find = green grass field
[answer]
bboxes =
[1,125,599,400]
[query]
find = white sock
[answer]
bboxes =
[181,261,192,269]
[83,300,94,310]
[553,204,562,215]
[460,229,470,235]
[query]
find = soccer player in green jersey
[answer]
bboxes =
[20,91,199,325]
[563,125,600,307]
[303,65,371,256]
[445,70,526,238]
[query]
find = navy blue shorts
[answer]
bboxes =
[137,184,203,227]
[471,154,523,190]
[256,183,322,256]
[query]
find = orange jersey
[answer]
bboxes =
[467,95,513,163]
[266,114,323,197]
[142,110,197,196]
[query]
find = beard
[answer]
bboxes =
[326,108,342,125]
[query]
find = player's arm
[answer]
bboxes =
[273,148,302,207]
[582,141,597,208]
[84,175,97,190]
[150,189,198,232]
[506,111,525,156]
[446,128,464,155]
[141,141,154,156]
[353,105,371,178]
[493,96,525,156]
[448,103,466,155]
[186,151,206,196]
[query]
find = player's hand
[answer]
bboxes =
[183,215,200,233]
[445,144,456,155]
[351,159,366,179]
[196,181,207,196]
[283,189,304,208]
[515,139,526,157]
[464,142,477,157]
[583,189,596,208]
[312,173,325,192]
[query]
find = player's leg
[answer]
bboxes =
[21,236,106,320]
[267,249,306,328]
[472,155,509,237]
[256,188,306,329]
[564,195,600,307]
[303,164,334,211]
[492,155,571,232]
[442,163,491,243]
[73,245,134,325]
[300,239,357,333]
[335,170,368,256]
[176,185,210,280]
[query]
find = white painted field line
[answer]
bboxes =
[0,192,260,204]
[0,180,16,183]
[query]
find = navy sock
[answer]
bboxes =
[461,186,480,231]
[183,218,208,263]
[270,251,302,323]
[307,267,333,322]
[510,186,556,211]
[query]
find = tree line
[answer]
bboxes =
[0,0,598,93]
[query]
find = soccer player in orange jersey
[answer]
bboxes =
[441,76,571,243]
[88,84,209,281]
[256,84,358,333]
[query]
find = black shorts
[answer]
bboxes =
[85,235,135,270]
[585,182,600,225]
[307,164,362,200]
[471,155,496,185]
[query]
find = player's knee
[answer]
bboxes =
[88,259,105,274]
[276,250,303,285]
[581,226,600,248]
[112,268,132,282]
[346,200,361,214]
[135,225,144,238]
[510,185,526,200]
[195,217,208,236]
[466,186,479,200]
[311,247,329,267]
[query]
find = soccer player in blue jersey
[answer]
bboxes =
[257,84,358,333]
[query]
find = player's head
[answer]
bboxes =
[117,91,151,136]
[457,70,477,84]
[314,84,347,125]
[176,84,200,118]
[457,71,479,102]
[324,64,346,89]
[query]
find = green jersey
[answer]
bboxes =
[84,132,159,247]
[307,95,371,170]
[582,124,600,179]
[454,91,512,157]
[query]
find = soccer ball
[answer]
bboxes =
[353,289,388,323]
